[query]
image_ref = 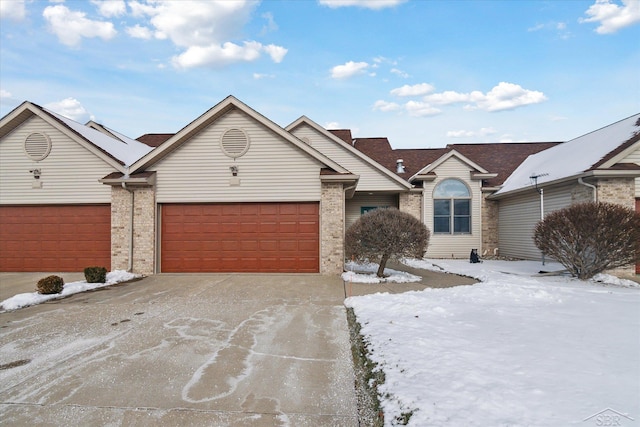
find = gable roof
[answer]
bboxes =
[0,101,153,171]
[353,138,449,178]
[129,96,352,176]
[495,113,640,196]
[329,129,353,144]
[286,117,412,190]
[448,142,561,187]
[411,149,495,182]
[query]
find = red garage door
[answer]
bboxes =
[0,205,111,272]
[161,203,319,273]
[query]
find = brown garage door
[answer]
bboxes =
[161,203,319,273]
[0,205,111,272]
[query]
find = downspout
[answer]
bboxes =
[121,168,134,273]
[578,177,597,202]
[537,187,545,265]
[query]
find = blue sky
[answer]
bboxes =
[1,0,639,148]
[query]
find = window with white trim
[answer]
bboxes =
[433,179,471,234]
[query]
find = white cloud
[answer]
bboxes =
[253,73,275,79]
[0,0,26,21]
[91,0,126,18]
[424,90,472,105]
[126,24,153,40]
[172,41,263,69]
[390,68,409,78]
[390,83,435,97]
[580,0,640,34]
[319,0,407,10]
[0,89,18,106]
[43,5,117,47]
[447,127,497,138]
[470,82,547,112]
[264,44,288,63]
[126,0,285,68]
[45,98,95,122]
[424,83,547,112]
[261,12,278,35]
[404,101,441,117]
[325,121,341,129]
[135,1,257,48]
[373,100,401,112]
[331,61,369,79]
[447,130,475,138]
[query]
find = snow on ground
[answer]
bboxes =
[345,259,640,426]
[342,260,422,284]
[0,270,139,311]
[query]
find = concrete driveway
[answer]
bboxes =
[0,274,357,426]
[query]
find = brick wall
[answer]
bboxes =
[320,182,345,274]
[597,177,635,209]
[399,192,422,220]
[110,185,156,276]
[481,195,499,256]
[110,186,130,272]
[132,187,155,275]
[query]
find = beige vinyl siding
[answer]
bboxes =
[291,124,406,192]
[345,193,399,229]
[0,116,113,204]
[150,109,324,203]
[498,184,573,260]
[423,156,482,258]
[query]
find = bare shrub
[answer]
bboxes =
[345,208,430,277]
[533,201,640,279]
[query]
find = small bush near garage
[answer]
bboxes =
[36,275,64,294]
[533,201,640,280]
[84,266,107,283]
[346,208,430,277]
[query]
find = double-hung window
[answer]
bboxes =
[433,179,471,234]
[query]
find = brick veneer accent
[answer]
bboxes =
[320,182,345,274]
[597,177,635,209]
[481,195,499,256]
[110,185,156,275]
[399,192,422,220]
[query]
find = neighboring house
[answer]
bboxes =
[353,114,640,274]
[1,96,638,275]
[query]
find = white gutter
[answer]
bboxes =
[578,177,597,201]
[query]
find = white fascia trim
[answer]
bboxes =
[286,116,413,190]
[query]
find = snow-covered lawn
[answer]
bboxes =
[0,270,139,311]
[345,259,640,426]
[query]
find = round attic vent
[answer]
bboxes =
[301,136,311,145]
[220,128,250,158]
[24,132,52,161]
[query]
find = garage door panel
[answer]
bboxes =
[161,202,319,273]
[0,205,111,272]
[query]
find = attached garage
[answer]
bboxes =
[160,202,319,273]
[0,205,111,272]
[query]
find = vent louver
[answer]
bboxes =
[220,128,250,158]
[24,132,52,161]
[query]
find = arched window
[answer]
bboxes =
[433,179,471,234]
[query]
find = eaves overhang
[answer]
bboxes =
[487,168,640,200]
[471,172,499,180]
